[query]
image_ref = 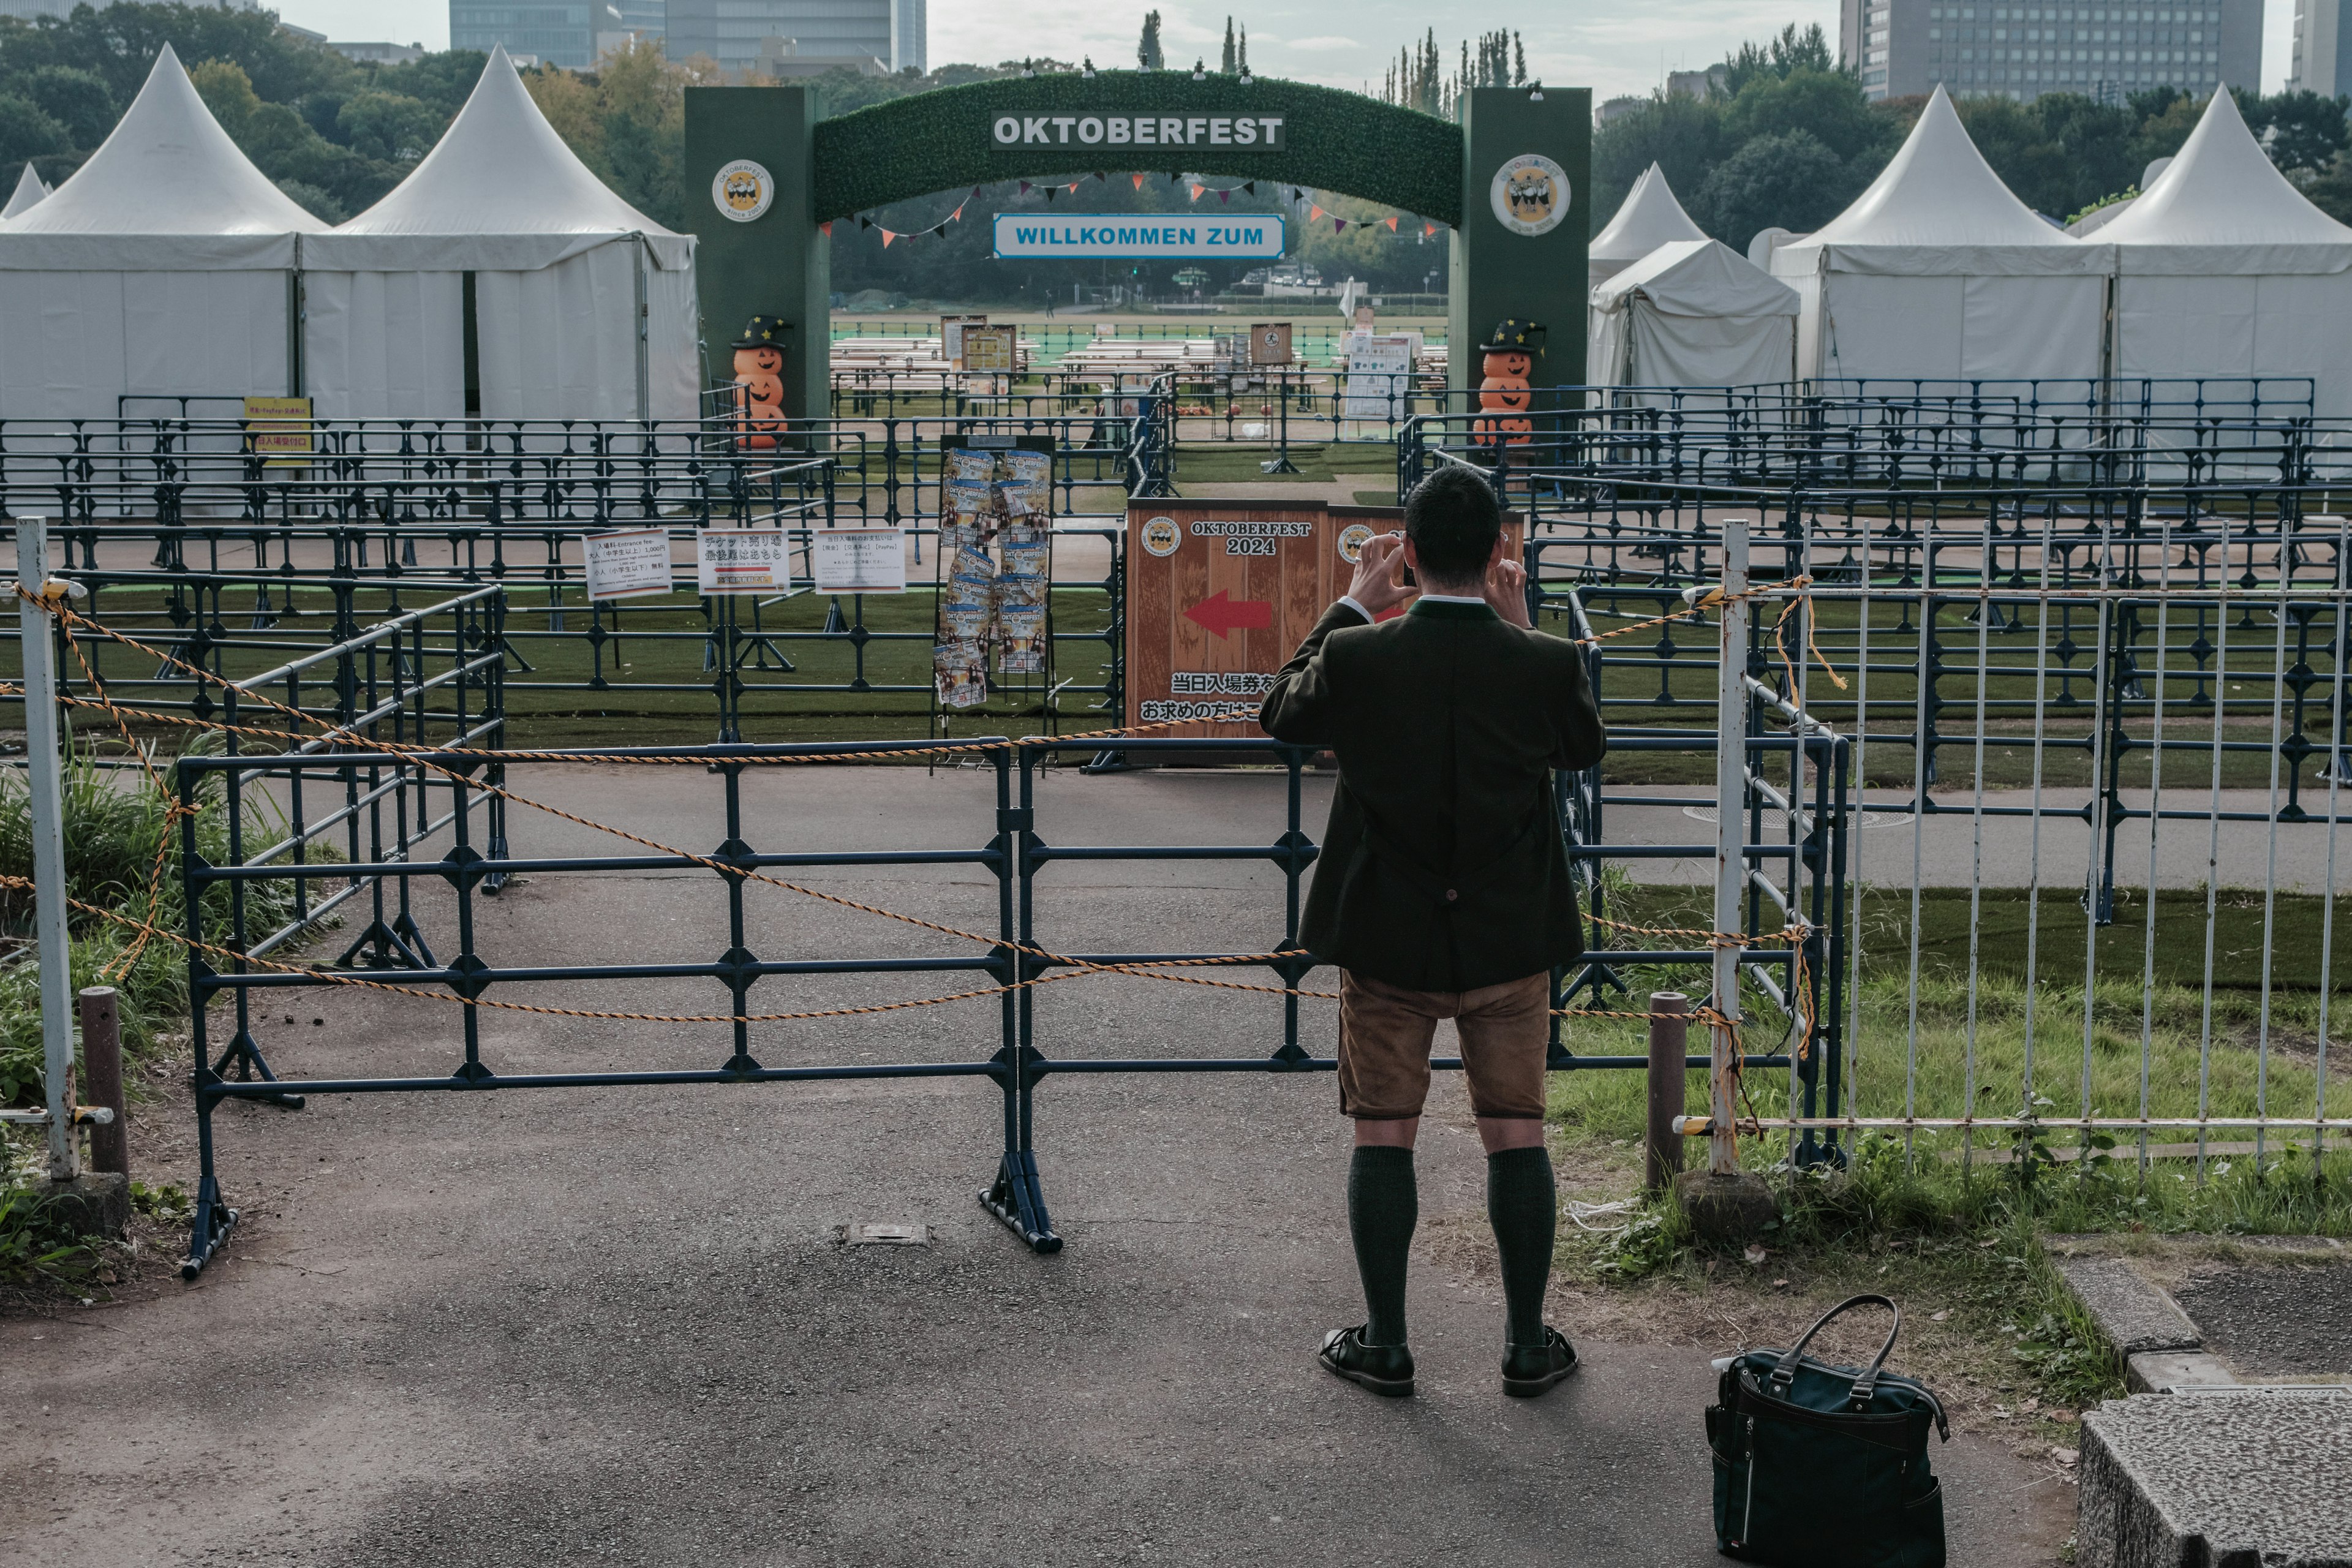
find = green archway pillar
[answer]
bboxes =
[684,85,829,420]
[1448,86,1593,407]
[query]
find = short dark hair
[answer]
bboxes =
[1403,466,1502,585]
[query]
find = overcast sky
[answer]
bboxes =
[276,0,2301,102]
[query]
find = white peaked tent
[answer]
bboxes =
[2100,91,2352,420]
[1768,87,2110,386]
[303,46,698,424]
[2,165,50,221]
[1589,164,1708,295]
[1588,239,1799,390]
[0,46,326,420]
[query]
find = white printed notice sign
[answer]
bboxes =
[811,528,907,595]
[696,528,793,595]
[581,527,673,601]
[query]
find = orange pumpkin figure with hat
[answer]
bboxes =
[1473,317,1543,447]
[730,315,788,450]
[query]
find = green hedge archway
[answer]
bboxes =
[811,72,1465,225]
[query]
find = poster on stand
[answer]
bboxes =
[934,640,989,708]
[995,521,1050,673]
[581,526,674,601]
[962,325,1017,374]
[1341,333,1420,422]
[810,528,907,595]
[696,528,793,594]
[941,313,987,366]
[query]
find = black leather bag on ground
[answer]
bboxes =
[1705,1294,1951,1567]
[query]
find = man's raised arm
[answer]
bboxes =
[1259,532,1412,744]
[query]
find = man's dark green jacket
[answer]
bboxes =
[1257,597,1607,993]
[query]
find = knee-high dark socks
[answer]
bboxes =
[1347,1143,1557,1350]
[1487,1145,1558,1349]
[1347,1145,1417,1347]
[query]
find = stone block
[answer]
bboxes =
[2076,1390,2352,1568]
[1672,1169,1775,1244]
[2055,1255,2203,1355]
[34,1170,128,1240]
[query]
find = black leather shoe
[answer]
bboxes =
[1502,1326,1579,1398]
[1319,1325,1415,1397]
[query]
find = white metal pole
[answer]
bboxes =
[1711,516,1751,1177]
[17,516,78,1182]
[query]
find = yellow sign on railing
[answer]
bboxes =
[243,396,314,464]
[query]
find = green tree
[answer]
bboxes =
[1701,130,1857,249]
[18,67,113,148]
[2239,88,2350,174]
[1724,66,1889,164]
[1721,23,1837,97]
[1137,10,1163,71]
[0,93,69,168]
[336,89,440,162]
[1221,17,1236,74]
[1590,92,1728,237]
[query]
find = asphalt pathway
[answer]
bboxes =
[1,764,2075,1566]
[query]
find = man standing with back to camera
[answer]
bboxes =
[1259,465,1606,1399]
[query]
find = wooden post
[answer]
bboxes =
[78,987,127,1178]
[1645,992,1689,1193]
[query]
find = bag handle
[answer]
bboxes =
[1767,1294,1902,1409]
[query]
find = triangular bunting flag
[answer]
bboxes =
[1308,204,1324,221]
[1044,186,1057,202]
[1243,183,1255,195]
[1065,182,1079,192]
[1333,218,1348,233]
[1131,173,1145,189]
[1190,184,1205,200]
[881,230,897,247]
[820,221,832,236]
[971,186,984,198]
[932,222,948,236]
[1219,189,1229,204]
[859,216,873,229]
[1385,216,1399,232]
[1019,181,1032,194]
[1093,171,1106,181]
[1422,222,1437,238]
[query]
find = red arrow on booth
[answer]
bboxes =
[1183,590,1273,639]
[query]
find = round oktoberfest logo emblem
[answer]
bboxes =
[1490,153,1569,236]
[1336,523,1374,563]
[1140,516,1180,557]
[712,159,774,223]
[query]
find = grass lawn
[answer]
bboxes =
[1169,441,1395,487]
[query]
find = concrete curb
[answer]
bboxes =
[2076,1391,2352,1568]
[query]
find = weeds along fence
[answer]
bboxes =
[0,405,1175,738]
[1494,459,2352,1172]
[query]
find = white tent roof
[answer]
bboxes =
[2100,90,2352,273]
[1594,239,1800,318]
[308,46,691,272]
[1773,86,2107,276]
[1,165,50,221]
[1591,164,1707,268]
[0,46,325,270]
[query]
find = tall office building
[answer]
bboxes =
[895,0,925,74]
[1842,0,2261,102]
[665,0,921,76]
[449,2,598,69]
[2291,0,2350,92]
